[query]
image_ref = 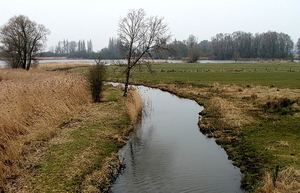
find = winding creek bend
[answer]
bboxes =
[112,86,244,193]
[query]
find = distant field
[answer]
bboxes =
[138,62,300,71]
[107,62,300,88]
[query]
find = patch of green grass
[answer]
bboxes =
[26,87,130,192]
[109,71,300,88]
[104,86,121,102]
[108,62,300,72]
[108,62,300,88]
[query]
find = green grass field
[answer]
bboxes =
[108,62,300,88]
[148,62,300,71]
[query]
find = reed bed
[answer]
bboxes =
[34,62,91,71]
[124,87,143,124]
[0,68,91,189]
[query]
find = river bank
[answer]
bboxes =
[107,77,300,192]
[112,85,243,192]
[1,68,142,192]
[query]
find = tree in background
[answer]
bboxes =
[297,38,300,56]
[52,39,95,58]
[199,40,212,57]
[0,15,50,70]
[168,39,188,60]
[188,44,202,63]
[99,37,123,59]
[87,39,93,53]
[186,34,198,50]
[210,31,294,60]
[118,9,171,96]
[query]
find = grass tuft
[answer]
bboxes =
[257,166,300,193]
[263,97,296,115]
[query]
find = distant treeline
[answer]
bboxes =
[170,31,295,60]
[40,31,299,60]
[99,31,297,60]
[42,39,98,59]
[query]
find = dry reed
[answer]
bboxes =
[124,87,143,125]
[0,68,91,189]
[34,62,91,71]
[210,97,254,127]
[257,166,300,193]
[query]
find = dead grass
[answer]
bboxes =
[5,86,142,192]
[209,97,254,128]
[124,87,143,124]
[34,62,91,71]
[0,68,91,190]
[257,166,300,193]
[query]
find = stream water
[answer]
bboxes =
[112,86,244,193]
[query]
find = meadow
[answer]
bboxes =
[107,61,300,192]
[107,61,300,89]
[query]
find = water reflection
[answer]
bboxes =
[112,86,244,193]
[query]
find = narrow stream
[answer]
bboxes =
[112,86,244,193]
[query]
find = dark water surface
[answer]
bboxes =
[112,86,244,193]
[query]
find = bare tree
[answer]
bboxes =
[118,9,171,96]
[0,15,50,70]
[188,44,202,63]
[186,34,198,49]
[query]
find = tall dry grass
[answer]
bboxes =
[210,97,254,128]
[34,62,91,71]
[257,166,300,193]
[124,87,143,125]
[0,69,91,189]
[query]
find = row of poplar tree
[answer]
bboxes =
[47,39,95,58]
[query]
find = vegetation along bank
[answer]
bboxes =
[107,61,300,193]
[0,66,142,192]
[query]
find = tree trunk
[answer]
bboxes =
[123,68,130,97]
[26,59,31,70]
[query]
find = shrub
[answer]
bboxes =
[87,64,106,102]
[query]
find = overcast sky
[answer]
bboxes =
[1,0,300,51]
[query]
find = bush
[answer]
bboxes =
[87,64,106,102]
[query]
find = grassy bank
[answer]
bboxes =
[107,62,300,192]
[0,69,91,190]
[0,68,142,192]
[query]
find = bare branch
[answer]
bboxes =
[0,15,50,70]
[118,9,172,96]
